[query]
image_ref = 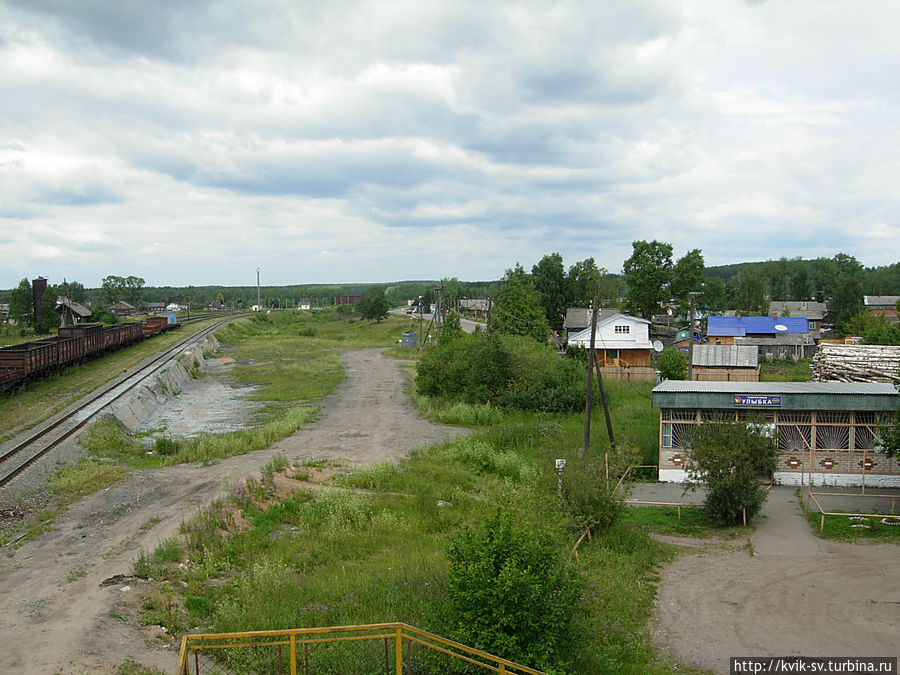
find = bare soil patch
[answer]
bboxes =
[652,489,899,674]
[0,348,466,674]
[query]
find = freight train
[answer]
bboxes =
[0,315,180,394]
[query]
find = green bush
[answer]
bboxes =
[685,421,777,526]
[416,332,584,413]
[445,511,583,673]
[657,346,687,380]
[558,456,624,535]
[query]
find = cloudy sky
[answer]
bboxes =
[2,1,899,289]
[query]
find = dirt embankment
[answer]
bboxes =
[0,348,467,674]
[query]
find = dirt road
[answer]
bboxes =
[652,487,900,673]
[0,349,467,674]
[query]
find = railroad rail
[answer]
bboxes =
[0,316,241,489]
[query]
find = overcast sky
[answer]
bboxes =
[2,1,899,289]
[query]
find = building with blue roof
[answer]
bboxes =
[706,315,814,361]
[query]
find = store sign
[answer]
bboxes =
[733,394,781,407]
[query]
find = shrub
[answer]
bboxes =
[657,346,687,380]
[558,456,624,535]
[445,511,583,672]
[417,332,584,413]
[685,421,777,526]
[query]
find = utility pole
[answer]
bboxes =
[418,295,423,348]
[256,268,261,312]
[583,296,599,456]
[688,291,700,381]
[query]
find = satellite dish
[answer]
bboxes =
[666,307,673,316]
[775,324,788,332]
[653,340,664,352]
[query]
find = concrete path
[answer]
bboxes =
[751,486,819,556]
[628,482,820,556]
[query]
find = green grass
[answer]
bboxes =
[142,379,700,672]
[807,511,900,540]
[759,358,812,382]
[621,505,750,538]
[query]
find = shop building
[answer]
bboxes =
[651,381,899,487]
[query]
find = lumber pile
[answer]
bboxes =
[812,344,900,383]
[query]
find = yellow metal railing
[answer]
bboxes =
[176,622,548,675]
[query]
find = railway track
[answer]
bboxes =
[0,315,242,489]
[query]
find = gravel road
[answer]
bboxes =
[0,348,467,674]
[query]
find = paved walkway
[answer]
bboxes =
[627,483,820,556]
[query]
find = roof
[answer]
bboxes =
[568,313,653,349]
[768,301,827,320]
[707,315,808,336]
[692,345,758,368]
[564,307,619,330]
[864,295,900,307]
[459,298,491,311]
[652,380,899,412]
[653,381,897,395]
[56,297,92,318]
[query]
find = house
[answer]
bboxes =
[298,301,311,310]
[0,303,8,322]
[691,345,759,382]
[108,300,135,317]
[459,298,490,319]
[652,381,899,487]
[707,315,813,360]
[166,303,183,312]
[334,295,362,306]
[55,297,92,325]
[768,301,829,339]
[142,302,166,313]
[563,307,619,342]
[567,313,656,380]
[864,296,900,323]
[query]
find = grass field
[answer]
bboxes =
[128,317,705,673]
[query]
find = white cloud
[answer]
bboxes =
[1,0,899,288]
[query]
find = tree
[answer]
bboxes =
[699,276,727,314]
[733,267,768,315]
[65,280,86,304]
[566,257,602,307]
[9,278,33,330]
[101,275,126,306]
[685,421,777,526]
[360,285,389,322]
[789,261,810,301]
[623,240,674,320]
[489,264,549,342]
[670,248,705,317]
[531,252,568,332]
[123,275,145,306]
[831,276,863,334]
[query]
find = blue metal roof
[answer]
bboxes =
[707,315,808,336]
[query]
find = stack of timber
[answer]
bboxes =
[812,343,900,383]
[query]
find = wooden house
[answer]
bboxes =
[567,313,655,380]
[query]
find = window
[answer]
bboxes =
[809,321,818,329]
[614,324,630,334]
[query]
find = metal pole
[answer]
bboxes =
[256,267,261,312]
[688,292,698,381]
[583,296,599,455]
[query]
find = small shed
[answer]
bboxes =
[691,345,759,382]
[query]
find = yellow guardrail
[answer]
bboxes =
[176,622,548,675]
